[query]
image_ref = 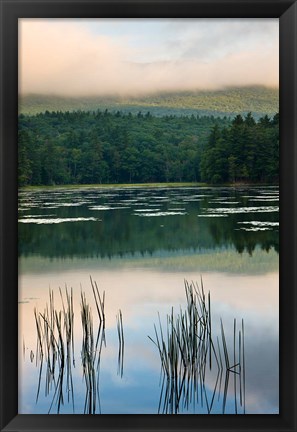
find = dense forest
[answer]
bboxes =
[18,110,279,186]
[200,112,279,184]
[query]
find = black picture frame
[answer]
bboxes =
[0,1,296,431]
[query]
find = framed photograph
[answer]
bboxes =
[1,1,296,431]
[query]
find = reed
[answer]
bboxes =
[33,278,109,413]
[80,279,106,414]
[116,309,124,378]
[34,287,74,413]
[33,280,106,414]
[80,290,97,414]
[242,319,246,414]
[149,279,246,414]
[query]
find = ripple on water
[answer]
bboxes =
[236,220,279,232]
[18,217,100,224]
[89,205,130,210]
[204,206,279,215]
[133,211,187,217]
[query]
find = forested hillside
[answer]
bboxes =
[18,110,278,186]
[19,86,278,118]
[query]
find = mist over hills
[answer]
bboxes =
[19,86,278,118]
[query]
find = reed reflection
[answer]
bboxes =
[33,278,106,414]
[149,281,246,414]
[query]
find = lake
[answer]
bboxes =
[18,185,279,414]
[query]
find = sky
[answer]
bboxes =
[19,18,279,96]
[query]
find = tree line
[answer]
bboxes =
[18,110,278,186]
[200,112,279,184]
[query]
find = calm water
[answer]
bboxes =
[18,185,279,414]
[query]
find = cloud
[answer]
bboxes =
[19,19,279,96]
[162,19,278,61]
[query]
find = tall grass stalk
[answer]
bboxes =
[149,280,246,414]
[116,310,124,378]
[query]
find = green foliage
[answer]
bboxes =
[19,109,279,187]
[200,112,279,184]
[18,110,230,186]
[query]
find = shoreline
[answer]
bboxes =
[19,182,279,192]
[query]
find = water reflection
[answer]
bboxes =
[18,186,279,258]
[18,186,279,414]
[150,281,246,414]
[33,287,76,413]
[32,280,106,414]
[29,278,249,414]
[19,269,278,414]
